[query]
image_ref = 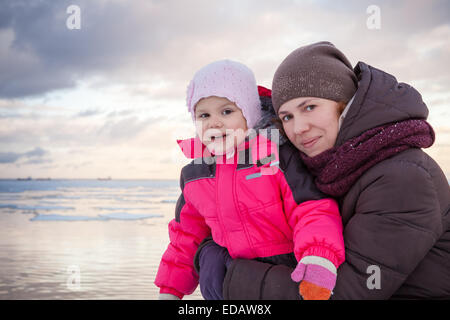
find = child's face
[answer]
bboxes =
[194,96,248,156]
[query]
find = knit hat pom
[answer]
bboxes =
[186,60,262,129]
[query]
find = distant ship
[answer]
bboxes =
[36,178,51,181]
[17,176,32,181]
[97,176,112,181]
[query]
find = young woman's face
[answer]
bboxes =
[195,96,248,156]
[278,97,341,157]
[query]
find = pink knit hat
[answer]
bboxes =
[186,60,262,128]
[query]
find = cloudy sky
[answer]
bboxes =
[1,0,449,179]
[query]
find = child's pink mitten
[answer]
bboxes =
[291,256,337,300]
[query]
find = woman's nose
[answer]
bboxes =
[293,117,309,135]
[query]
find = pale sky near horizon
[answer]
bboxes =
[1,0,449,179]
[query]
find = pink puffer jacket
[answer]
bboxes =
[155,134,345,298]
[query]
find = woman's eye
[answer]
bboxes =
[281,115,292,122]
[305,105,316,111]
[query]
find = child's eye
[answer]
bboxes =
[198,113,209,119]
[222,109,233,115]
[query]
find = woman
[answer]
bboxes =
[195,42,450,299]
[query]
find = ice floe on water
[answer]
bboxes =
[30,212,163,221]
[0,179,178,222]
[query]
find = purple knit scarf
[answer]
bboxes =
[300,120,435,197]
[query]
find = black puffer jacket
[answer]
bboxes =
[219,62,450,299]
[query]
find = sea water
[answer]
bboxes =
[0,179,202,299]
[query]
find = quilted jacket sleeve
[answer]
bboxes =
[284,191,345,268]
[278,144,345,268]
[154,170,211,299]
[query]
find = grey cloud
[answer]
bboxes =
[96,116,153,141]
[0,0,162,98]
[24,147,47,158]
[75,108,102,117]
[0,112,21,118]
[0,0,324,98]
[0,109,162,150]
[0,146,49,163]
[0,151,20,163]
[22,158,52,165]
[106,109,135,118]
[0,0,448,99]
[314,0,450,32]
[0,0,251,98]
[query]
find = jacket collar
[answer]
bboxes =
[176,136,212,159]
[176,134,278,166]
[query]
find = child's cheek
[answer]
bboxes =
[194,121,206,142]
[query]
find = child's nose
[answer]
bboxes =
[208,116,223,129]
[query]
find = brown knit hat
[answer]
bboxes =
[272,41,358,114]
